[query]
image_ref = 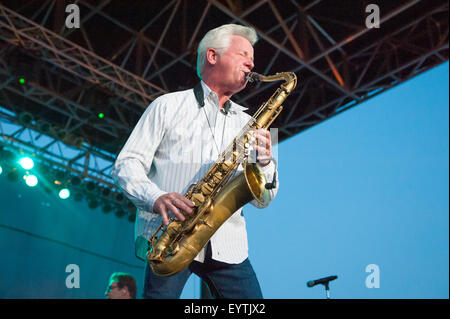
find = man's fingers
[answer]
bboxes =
[154,193,196,225]
[255,128,271,138]
[254,130,271,149]
[254,144,271,166]
[254,145,271,157]
[174,196,195,214]
[158,205,169,226]
[166,202,186,222]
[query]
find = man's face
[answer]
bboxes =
[214,35,255,93]
[105,280,128,299]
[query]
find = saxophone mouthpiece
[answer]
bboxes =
[246,72,260,83]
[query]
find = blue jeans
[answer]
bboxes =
[143,242,263,299]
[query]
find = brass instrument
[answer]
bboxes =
[147,72,297,276]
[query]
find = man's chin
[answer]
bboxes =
[225,80,247,95]
[236,79,248,91]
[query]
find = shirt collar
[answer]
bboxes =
[200,81,248,114]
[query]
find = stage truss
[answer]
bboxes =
[0,0,448,219]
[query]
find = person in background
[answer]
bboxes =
[105,272,137,299]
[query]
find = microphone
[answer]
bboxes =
[306,275,338,288]
[222,100,231,115]
[265,170,277,189]
[262,157,277,190]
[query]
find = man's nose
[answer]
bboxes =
[245,58,254,70]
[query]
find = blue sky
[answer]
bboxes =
[0,62,448,299]
[182,62,449,298]
[245,61,449,299]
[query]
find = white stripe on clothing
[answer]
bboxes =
[112,81,278,264]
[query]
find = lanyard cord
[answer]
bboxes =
[202,106,227,156]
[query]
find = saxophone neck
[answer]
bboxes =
[247,72,297,93]
[246,71,297,130]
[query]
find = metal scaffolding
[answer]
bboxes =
[0,0,448,216]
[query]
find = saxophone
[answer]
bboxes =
[147,72,297,276]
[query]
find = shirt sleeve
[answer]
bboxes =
[111,97,169,213]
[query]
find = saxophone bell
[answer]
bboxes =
[148,71,297,276]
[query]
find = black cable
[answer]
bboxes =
[0,223,144,269]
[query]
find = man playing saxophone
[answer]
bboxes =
[112,24,279,299]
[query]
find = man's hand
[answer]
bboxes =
[153,193,195,226]
[253,128,272,167]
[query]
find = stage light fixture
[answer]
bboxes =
[87,197,100,209]
[54,170,67,184]
[127,212,136,223]
[59,188,70,199]
[65,134,84,149]
[73,136,84,148]
[0,165,2,175]
[37,120,52,135]
[101,187,111,198]
[18,77,26,84]
[24,174,38,187]
[101,203,113,214]
[70,176,81,187]
[115,209,126,218]
[18,156,34,170]
[18,112,33,126]
[55,128,67,140]
[84,181,96,193]
[98,112,104,119]
[115,192,124,203]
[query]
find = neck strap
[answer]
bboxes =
[194,82,232,114]
[193,82,204,107]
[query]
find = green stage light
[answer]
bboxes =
[24,174,38,187]
[59,188,70,199]
[19,77,26,84]
[19,157,34,170]
[98,113,104,119]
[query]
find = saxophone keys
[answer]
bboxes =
[221,160,233,170]
[213,172,222,183]
[191,192,205,206]
[171,242,180,255]
[201,183,214,195]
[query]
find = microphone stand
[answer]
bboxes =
[306,275,338,299]
[324,282,331,299]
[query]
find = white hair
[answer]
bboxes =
[196,24,258,79]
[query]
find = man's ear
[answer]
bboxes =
[206,48,218,66]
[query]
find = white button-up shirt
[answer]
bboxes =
[112,81,278,264]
